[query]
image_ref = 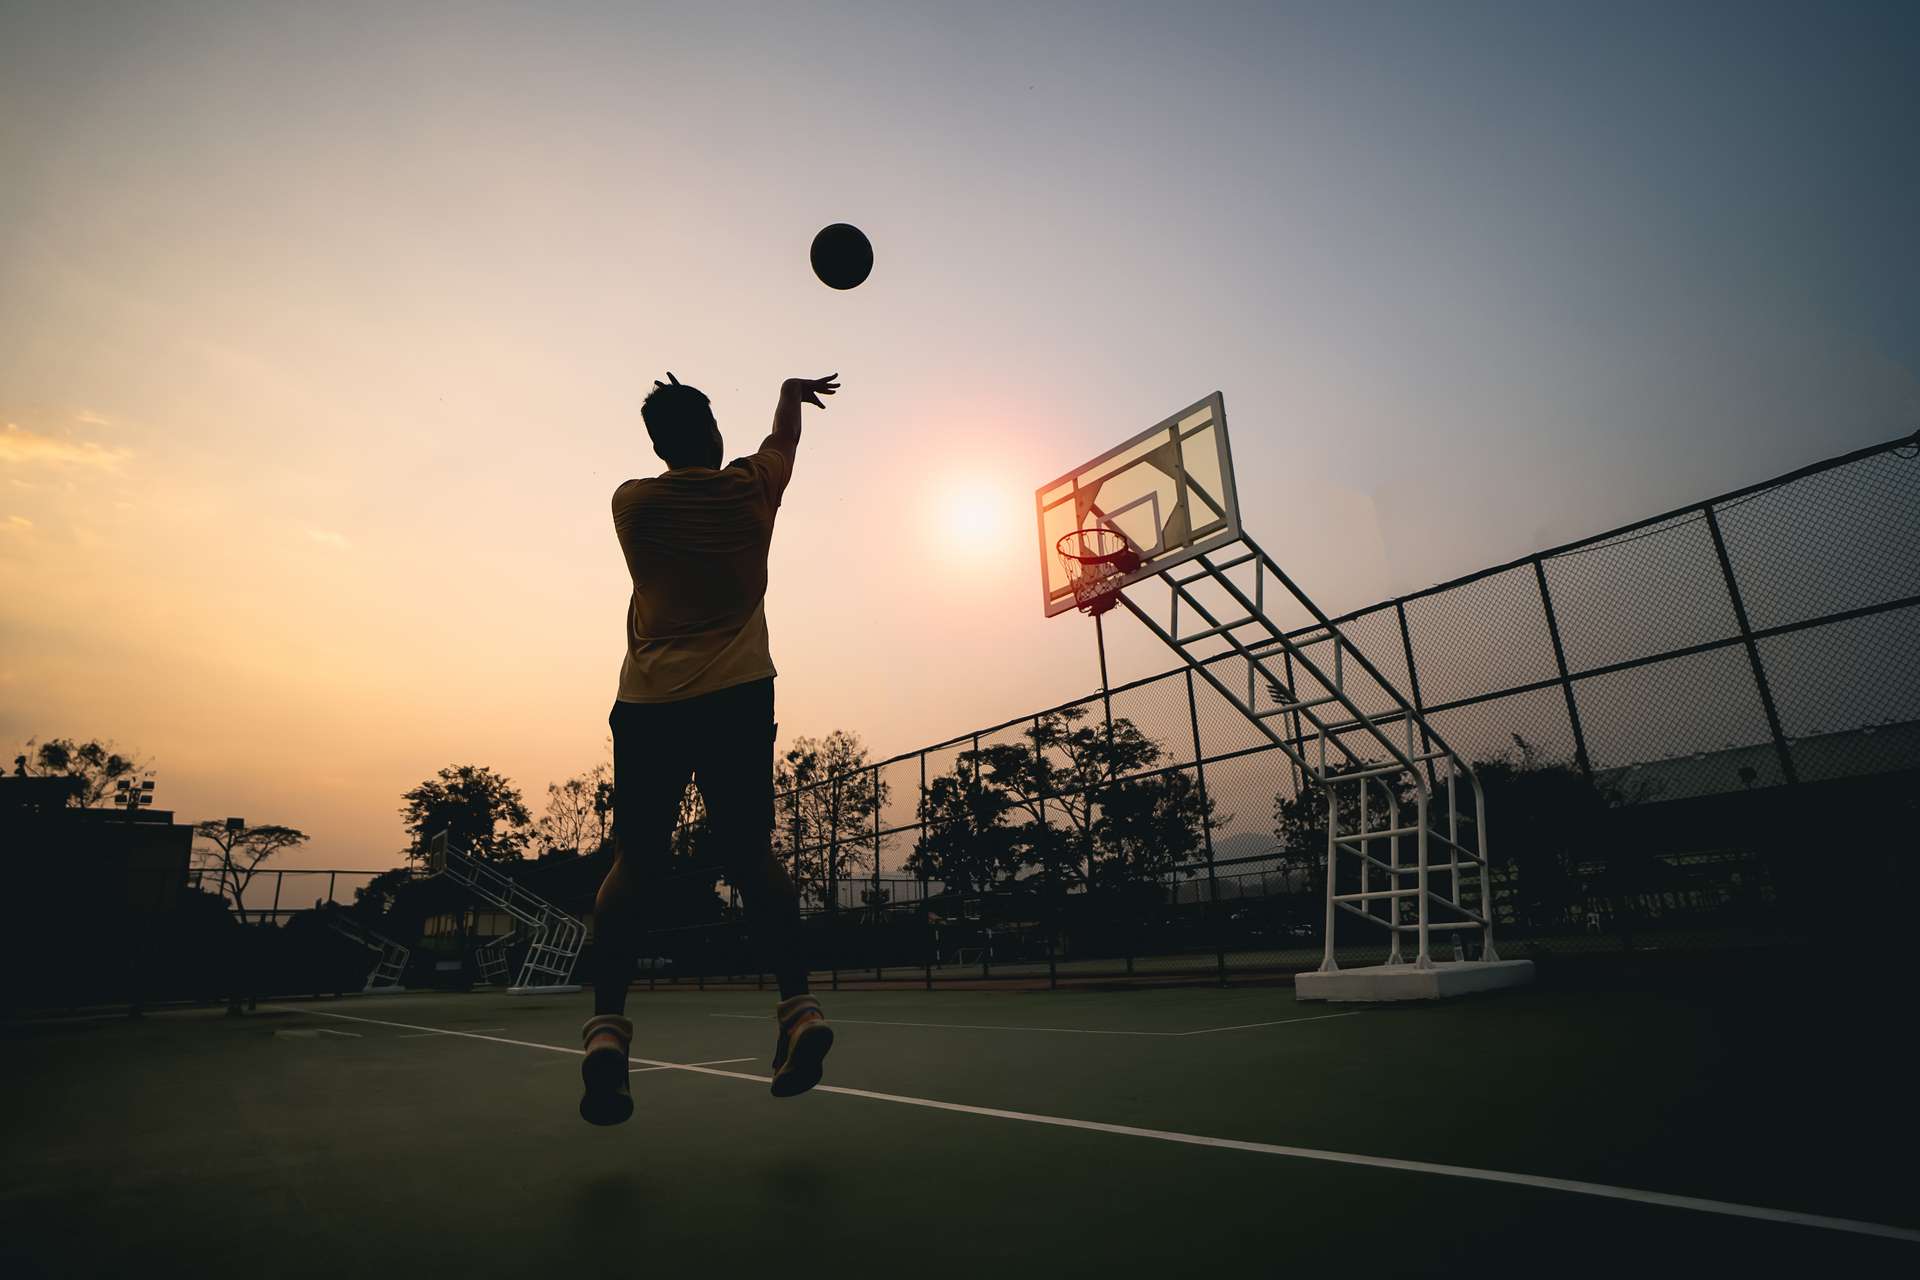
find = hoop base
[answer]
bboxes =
[1296,959,1535,1002]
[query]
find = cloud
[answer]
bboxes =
[305,529,353,550]
[0,423,129,470]
[1,515,32,534]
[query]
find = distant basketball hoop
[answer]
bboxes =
[1055,529,1142,617]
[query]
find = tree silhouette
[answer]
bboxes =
[535,763,612,859]
[905,750,1026,895]
[1089,767,1218,891]
[191,820,310,912]
[773,731,886,902]
[907,708,1217,897]
[11,736,151,807]
[400,765,531,865]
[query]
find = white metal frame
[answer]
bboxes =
[318,912,411,990]
[1047,395,1498,970]
[426,832,586,990]
[1122,541,1499,970]
[473,928,520,988]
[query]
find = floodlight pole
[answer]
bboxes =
[113,778,156,824]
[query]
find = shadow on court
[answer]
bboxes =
[2,965,1912,1278]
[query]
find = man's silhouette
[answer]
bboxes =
[579,372,840,1126]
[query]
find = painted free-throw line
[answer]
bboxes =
[711,1012,1363,1036]
[261,1005,1919,1245]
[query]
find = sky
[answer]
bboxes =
[3,0,1917,872]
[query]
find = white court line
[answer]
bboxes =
[260,1005,1920,1245]
[635,1057,756,1074]
[711,1012,1363,1036]
[398,1028,506,1038]
[319,1029,360,1037]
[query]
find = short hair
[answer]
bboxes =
[641,374,715,458]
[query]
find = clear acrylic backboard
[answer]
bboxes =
[1036,391,1241,617]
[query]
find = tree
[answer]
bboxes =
[191,819,309,1016]
[976,708,1163,892]
[535,763,613,860]
[400,765,531,865]
[772,731,886,899]
[1089,768,1219,891]
[905,708,1217,897]
[11,736,151,807]
[192,820,310,914]
[1469,735,1610,930]
[904,750,1027,895]
[355,866,416,916]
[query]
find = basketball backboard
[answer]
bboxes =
[1036,391,1240,617]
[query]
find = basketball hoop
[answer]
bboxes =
[1056,529,1142,617]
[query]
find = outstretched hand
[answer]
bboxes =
[783,374,840,409]
[765,374,840,463]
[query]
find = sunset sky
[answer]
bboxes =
[4,2,1916,872]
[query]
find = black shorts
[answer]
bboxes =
[608,677,776,875]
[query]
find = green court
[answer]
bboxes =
[4,966,1913,1277]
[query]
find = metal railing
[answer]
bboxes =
[426,832,584,990]
[186,866,388,924]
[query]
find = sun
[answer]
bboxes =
[939,477,1018,551]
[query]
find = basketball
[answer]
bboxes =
[810,223,873,290]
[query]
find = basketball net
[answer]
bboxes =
[1056,530,1141,618]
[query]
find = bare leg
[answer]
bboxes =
[723,829,810,1000]
[593,680,805,1015]
[590,836,649,1016]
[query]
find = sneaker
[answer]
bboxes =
[769,994,833,1098]
[579,1014,634,1126]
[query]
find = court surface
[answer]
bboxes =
[3,965,1913,1278]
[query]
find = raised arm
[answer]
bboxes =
[761,374,840,467]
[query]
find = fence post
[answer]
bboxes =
[1395,601,1438,788]
[873,765,884,983]
[1704,505,1799,787]
[921,750,934,990]
[828,771,840,992]
[1036,716,1058,990]
[982,889,991,980]
[1532,559,1596,782]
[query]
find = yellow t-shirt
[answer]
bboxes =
[612,448,792,703]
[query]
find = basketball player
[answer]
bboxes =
[578,372,840,1126]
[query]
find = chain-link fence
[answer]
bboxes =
[649,432,1919,987]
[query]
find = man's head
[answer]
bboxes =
[642,374,722,470]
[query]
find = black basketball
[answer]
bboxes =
[810,223,873,290]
